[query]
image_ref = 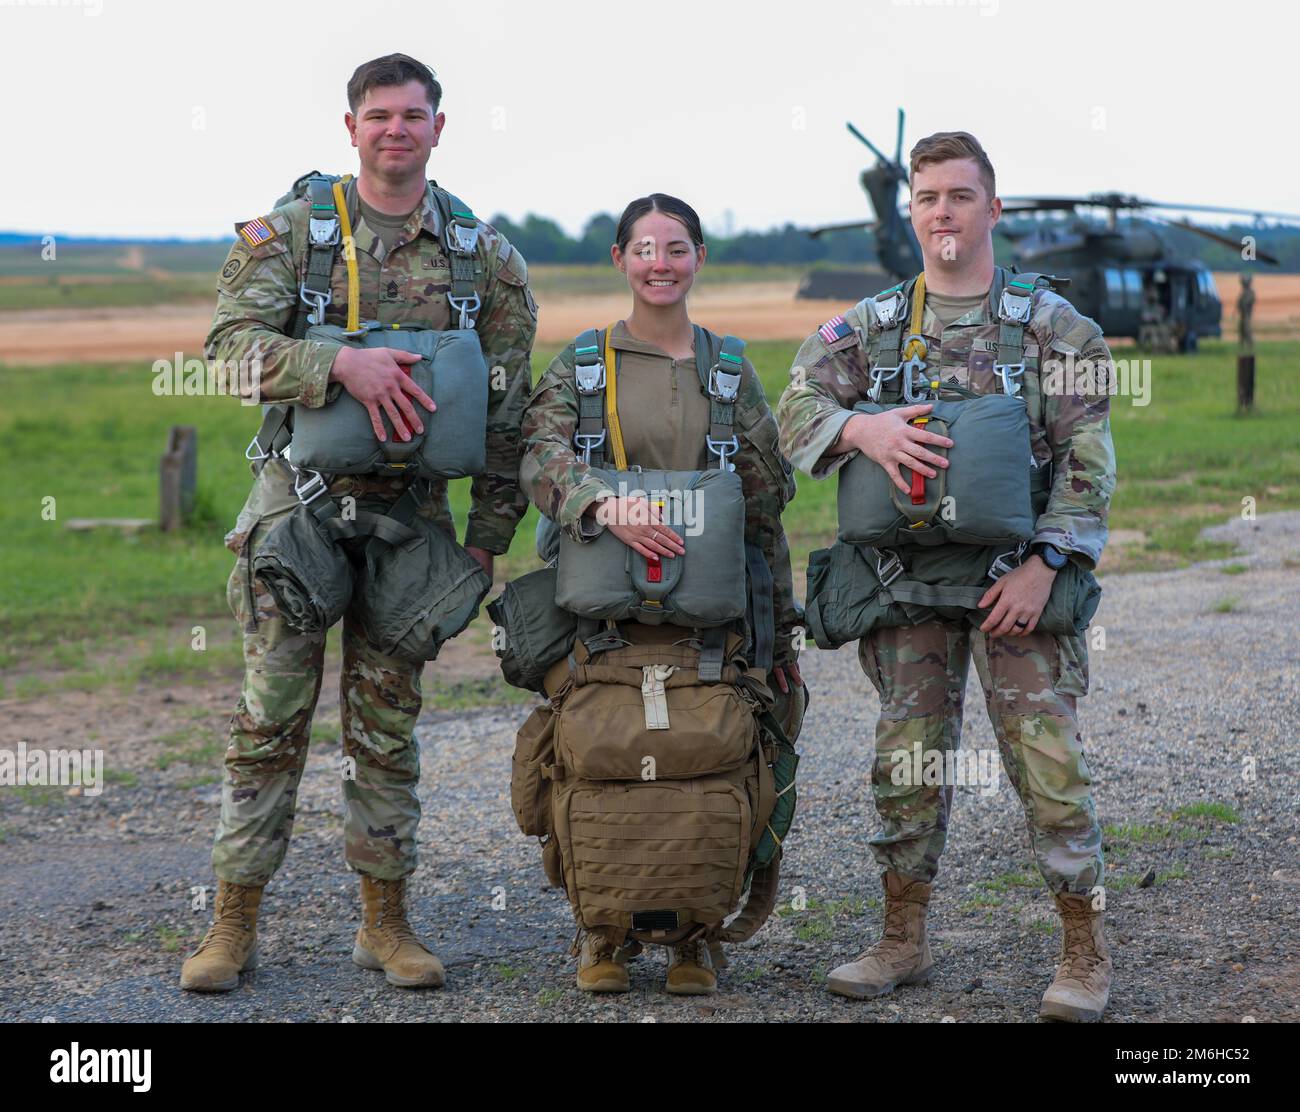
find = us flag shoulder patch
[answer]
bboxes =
[818,315,852,345]
[237,217,275,248]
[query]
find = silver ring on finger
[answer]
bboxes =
[652,531,659,543]
[1013,618,1028,629]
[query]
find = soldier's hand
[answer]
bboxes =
[772,659,802,695]
[330,346,436,443]
[593,497,686,561]
[844,404,953,495]
[977,557,1056,637]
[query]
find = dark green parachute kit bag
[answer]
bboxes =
[485,564,579,693]
[804,540,1101,650]
[288,323,489,480]
[811,268,1103,643]
[837,384,1045,548]
[237,172,493,661]
[555,467,748,628]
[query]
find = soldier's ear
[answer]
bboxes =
[610,243,626,273]
[345,112,358,148]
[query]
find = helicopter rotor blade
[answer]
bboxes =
[1137,200,1300,222]
[846,121,893,167]
[894,107,905,171]
[1158,218,1281,265]
[807,220,878,239]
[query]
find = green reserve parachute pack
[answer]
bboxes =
[494,325,801,953]
[236,172,493,659]
[806,268,1103,642]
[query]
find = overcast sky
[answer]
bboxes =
[5,0,1295,239]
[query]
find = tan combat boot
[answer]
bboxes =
[665,936,717,996]
[575,927,631,993]
[1039,891,1113,1022]
[827,871,935,999]
[352,874,445,988]
[179,880,263,993]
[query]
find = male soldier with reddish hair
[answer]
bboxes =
[779,131,1116,1021]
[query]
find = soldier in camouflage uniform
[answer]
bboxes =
[778,132,1117,1021]
[181,55,536,993]
[521,195,801,995]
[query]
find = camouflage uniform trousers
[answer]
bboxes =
[211,507,425,887]
[858,619,1103,895]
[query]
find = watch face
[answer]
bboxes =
[1043,545,1066,569]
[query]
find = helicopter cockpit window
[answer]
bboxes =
[1123,270,1144,310]
[1104,269,1125,303]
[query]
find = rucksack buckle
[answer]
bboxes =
[994,361,1025,397]
[708,365,742,402]
[447,292,480,329]
[308,216,340,247]
[574,430,607,464]
[998,284,1034,324]
[574,360,606,394]
[707,434,740,472]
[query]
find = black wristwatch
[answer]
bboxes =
[1032,542,1068,571]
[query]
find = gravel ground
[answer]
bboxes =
[1,514,1296,1024]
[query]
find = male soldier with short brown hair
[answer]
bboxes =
[180,54,537,993]
[779,130,1116,1021]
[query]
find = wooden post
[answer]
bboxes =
[160,425,198,532]
[1236,354,1255,414]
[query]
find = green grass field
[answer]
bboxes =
[1,339,1297,681]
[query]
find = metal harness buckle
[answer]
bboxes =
[292,467,329,506]
[706,434,740,473]
[298,283,331,326]
[900,351,933,404]
[308,216,340,247]
[874,548,904,588]
[874,290,907,329]
[574,360,606,394]
[245,433,271,463]
[999,285,1033,325]
[988,542,1028,581]
[574,431,607,465]
[994,362,1025,397]
[708,365,742,402]
[446,221,479,256]
[867,361,902,403]
[447,292,481,330]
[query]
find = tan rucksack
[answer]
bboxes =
[510,622,798,952]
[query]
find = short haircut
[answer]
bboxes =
[615,194,706,252]
[347,54,442,116]
[909,131,996,200]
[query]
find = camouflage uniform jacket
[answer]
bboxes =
[777,268,1117,569]
[521,327,802,664]
[207,175,538,555]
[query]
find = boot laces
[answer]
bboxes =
[195,885,249,954]
[855,891,915,962]
[673,937,704,965]
[1059,909,1103,981]
[377,881,418,945]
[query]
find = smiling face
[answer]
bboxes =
[345,80,445,183]
[612,210,705,307]
[909,157,1001,268]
